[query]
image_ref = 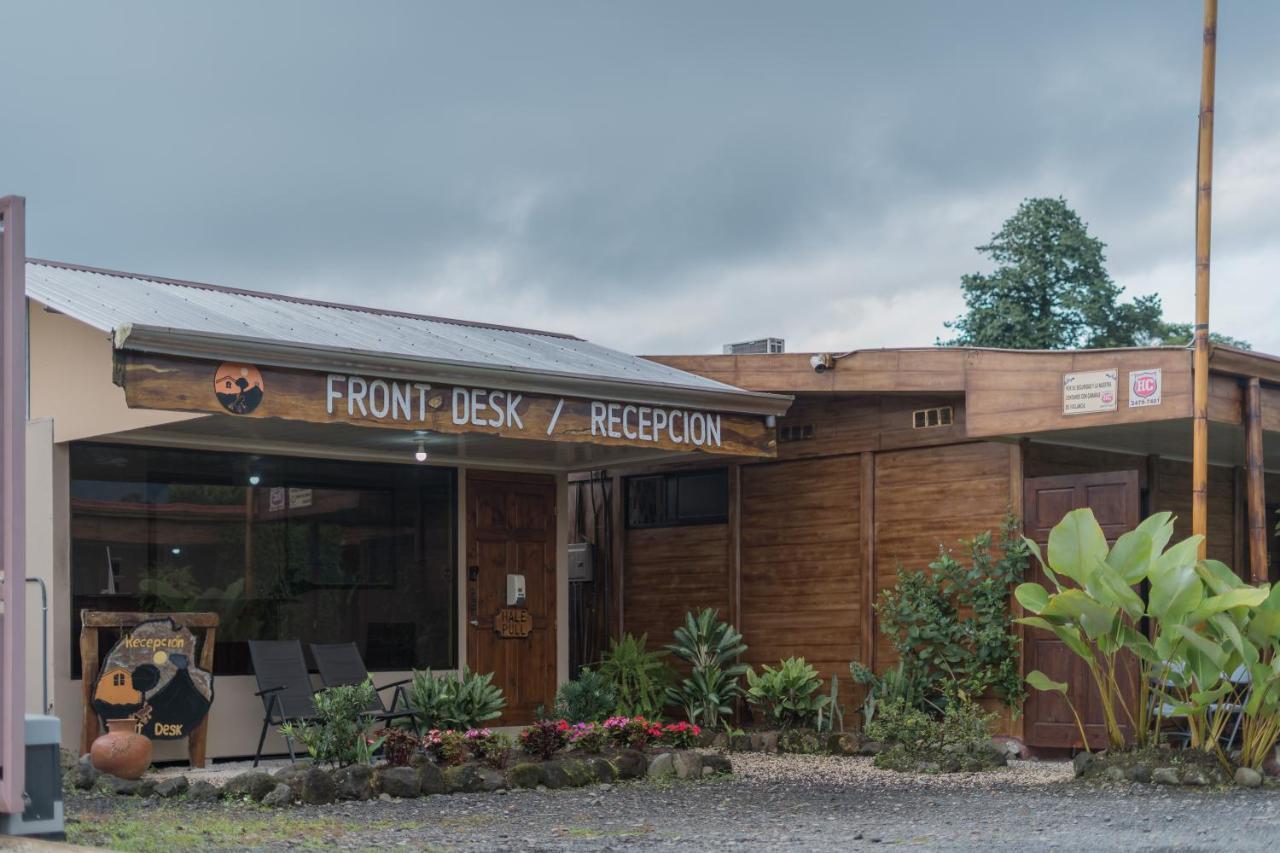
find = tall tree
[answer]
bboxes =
[941,197,1165,349]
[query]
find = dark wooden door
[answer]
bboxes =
[1023,470,1140,749]
[466,472,557,725]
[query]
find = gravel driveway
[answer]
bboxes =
[65,753,1280,851]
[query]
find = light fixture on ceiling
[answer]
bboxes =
[414,441,428,463]
[248,474,261,486]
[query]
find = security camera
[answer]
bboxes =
[810,353,834,373]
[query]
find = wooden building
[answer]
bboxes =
[570,345,1280,750]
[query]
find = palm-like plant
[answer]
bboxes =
[597,633,672,717]
[665,609,747,727]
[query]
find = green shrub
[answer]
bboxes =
[778,728,823,754]
[554,667,618,722]
[745,657,830,729]
[864,689,997,773]
[855,515,1028,713]
[665,609,747,728]
[597,633,673,717]
[423,729,468,766]
[279,681,380,767]
[407,667,506,730]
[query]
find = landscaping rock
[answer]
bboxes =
[560,759,595,787]
[333,764,375,800]
[701,753,733,776]
[417,763,446,795]
[728,734,754,753]
[1152,766,1180,786]
[1235,767,1263,788]
[1103,766,1125,782]
[613,749,648,779]
[1072,752,1096,778]
[100,775,141,796]
[377,766,422,798]
[588,757,617,783]
[154,776,188,798]
[755,732,780,753]
[476,767,508,792]
[828,733,861,756]
[262,783,293,808]
[223,770,278,802]
[1181,766,1211,786]
[989,736,1030,760]
[301,766,338,805]
[779,730,822,755]
[647,752,676,779]
[506,762,546,789]
[1125,764,1152,784]
[672,750,703,780]
[981,741,1010,768]
[540,761,572,789]
[187,780,220,801]
[71,763,100,790]
[859,740,885,757]
[272,765,310,798]
[442,764,483,794]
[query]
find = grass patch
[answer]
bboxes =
[66,803,397,852]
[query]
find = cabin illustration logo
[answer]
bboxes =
[214,363,265,415]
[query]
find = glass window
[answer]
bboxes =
[70,443,456,676]
[626,469,728,528]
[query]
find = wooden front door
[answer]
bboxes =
[1023,470,1140,749]
[466,472,557,724]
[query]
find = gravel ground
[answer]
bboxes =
[65,753,1280,852]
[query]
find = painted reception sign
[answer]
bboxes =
[116,352,776,457]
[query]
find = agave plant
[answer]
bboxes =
[665,608,748,727]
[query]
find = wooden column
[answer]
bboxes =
[726,464,742,632]
[609,473,626,637]
[859,452,876,673]
[1246,377,1269,583]
[1191,0,1218,558]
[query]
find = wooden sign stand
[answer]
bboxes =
[79,611,219,768]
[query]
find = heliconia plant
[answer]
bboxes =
[1016,508,1278,767]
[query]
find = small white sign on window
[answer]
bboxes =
[1063,369,1118,415]
[1128,369,1162,408]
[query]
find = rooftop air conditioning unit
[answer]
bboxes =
[722,337,784,355]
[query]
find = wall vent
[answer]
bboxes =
[912,406,954,429]
[779,423,816,442]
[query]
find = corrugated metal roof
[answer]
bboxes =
[25,259,776,408]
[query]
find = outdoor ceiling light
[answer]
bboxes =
[248,474,261,486]
[414,441,428,463]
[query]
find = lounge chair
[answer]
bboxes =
[309,642,422,731]
[248,639,322,767]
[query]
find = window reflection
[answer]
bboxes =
[70,443,456,676]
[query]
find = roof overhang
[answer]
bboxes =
[116,323,792,417]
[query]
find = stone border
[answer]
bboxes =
[69,749,733,807]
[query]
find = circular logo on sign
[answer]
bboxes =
[214,363,265,415]
[1133,374,1157,398]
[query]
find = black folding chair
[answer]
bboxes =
[310,642,422,732]
[248,639,322,767]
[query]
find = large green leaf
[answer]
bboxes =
[1149,557,1204,623]
[1106,527,1155,585]
[1014,582,1050,614]
[1190,587,1269,621]
[1026,670,1068,694]
[1247,609,1280,645]
[1083,557,1144,620]
[1042,588,1118,639]
[1016,616,1093,660]
[1047,508,1109,585]
[1172,624,1228,671]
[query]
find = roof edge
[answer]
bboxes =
[28,257,581,341]
[115,323,793,417]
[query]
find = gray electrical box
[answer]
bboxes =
[568,542,595,583]
[0,715,65,840]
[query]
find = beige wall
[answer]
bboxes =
[27,302,201,442]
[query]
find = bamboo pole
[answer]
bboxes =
[1192,0,1217,558]
[1245,377,1268,583]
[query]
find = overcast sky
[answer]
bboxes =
[4,2,1279,354]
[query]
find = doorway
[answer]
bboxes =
[465,471,558,724]
[1022,470,1140,749]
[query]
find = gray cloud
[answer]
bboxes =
[4,1,1279,353]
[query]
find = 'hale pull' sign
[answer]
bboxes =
[117,352,776,458]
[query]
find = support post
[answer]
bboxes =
[0,195,27,815]
[859,452,876,675]
[1246,377,1268,583]
[1191,0,1218,557]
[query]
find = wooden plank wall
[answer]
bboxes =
[871,442,1014,671]
[739,456,861,706]
[621,523,732,649]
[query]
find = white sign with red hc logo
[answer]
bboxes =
[1128,369,1162,408]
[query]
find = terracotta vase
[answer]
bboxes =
[90,718,153,780]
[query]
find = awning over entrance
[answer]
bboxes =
[26,259,789,469]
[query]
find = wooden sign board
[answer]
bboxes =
[494,608,532,639]
[116,352,776,458]
[1062,369,1118,415]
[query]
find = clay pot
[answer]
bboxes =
[90,718,153,780]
